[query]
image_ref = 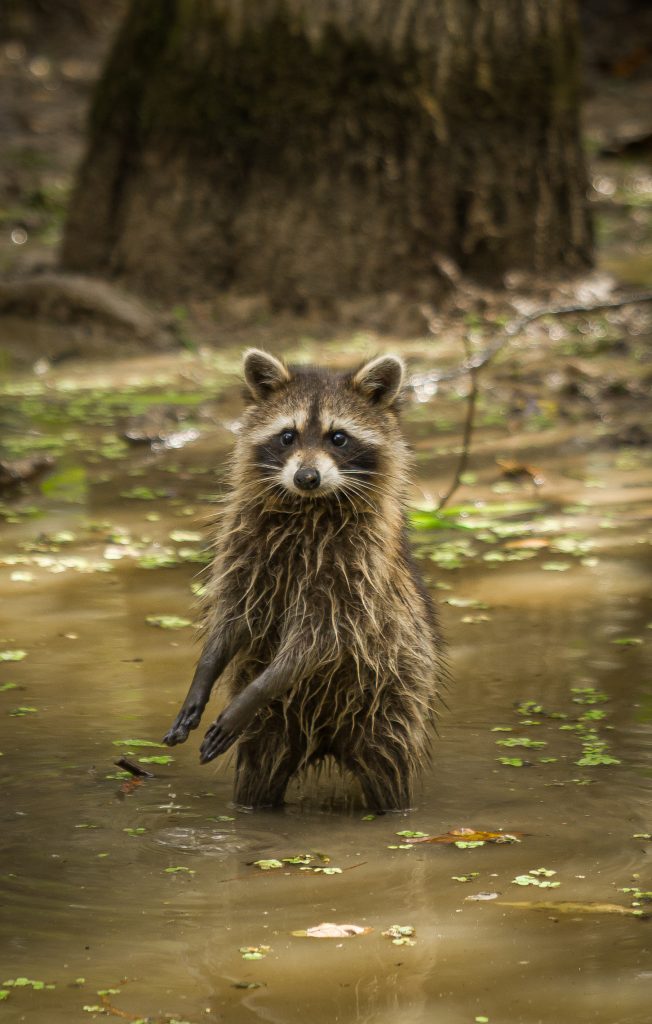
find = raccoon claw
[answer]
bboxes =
[199,718,238,763]
[162,704,204,746]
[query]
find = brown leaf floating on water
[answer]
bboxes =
[406,827,525,845]
[292,923,372,938]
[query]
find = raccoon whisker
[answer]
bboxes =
[332,490,350,528]
[337,476,378,492]
[256,481,285,501]
[339,474,379,496]
[339,488,361,523]
[338,471,384,491]
[339,481,381,516]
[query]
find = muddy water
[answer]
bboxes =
[1,347,651,1024]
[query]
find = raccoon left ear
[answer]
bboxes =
[243,349,291,401]
[352,354,405,407]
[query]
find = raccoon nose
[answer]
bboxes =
[294,466,321,491]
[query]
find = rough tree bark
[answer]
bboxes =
[62,0,593,309]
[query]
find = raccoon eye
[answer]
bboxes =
[330,431,348,448]
[280,429,296,447]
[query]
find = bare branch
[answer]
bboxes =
[410,291,652,391]
[424,289,652,511]
[436,335,479,511]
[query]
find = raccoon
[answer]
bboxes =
[162,350,443,810]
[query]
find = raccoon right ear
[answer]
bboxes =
[243,349,291,401]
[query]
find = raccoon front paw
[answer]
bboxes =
[162,704,204,746]
[199,712,240,763]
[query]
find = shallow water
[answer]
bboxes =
[1,346,651,1024]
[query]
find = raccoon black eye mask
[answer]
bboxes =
[163,349,443,810]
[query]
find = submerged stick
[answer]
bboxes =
[114,757,154,779]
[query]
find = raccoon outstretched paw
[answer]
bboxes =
[162,704,203,746]
[199,713,240,763]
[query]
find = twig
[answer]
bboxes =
[114,757,154,779]
[436,349,479,511]
[416,290,652,510]
[410,291,652,390]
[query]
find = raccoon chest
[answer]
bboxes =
[237,538,366,645]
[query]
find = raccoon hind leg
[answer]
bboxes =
[342,727,426,812]
[348,753,414,811]
[233,721,301,809]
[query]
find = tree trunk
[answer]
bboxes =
[2,0,124,41]
[62,0,593,309]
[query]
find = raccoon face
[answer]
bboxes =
[241,349,405,502]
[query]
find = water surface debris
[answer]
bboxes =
[404,827,524,846]
[497,901,647,917]
[114,757,154,779]
[292,923,372,938]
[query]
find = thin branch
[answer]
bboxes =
[410,291,652,391]
[425,290,652,510]
[436,348,479,511]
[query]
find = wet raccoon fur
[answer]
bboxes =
[163,350,443,810]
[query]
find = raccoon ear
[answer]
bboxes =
[352,354,405,407]
[243,349,291,401]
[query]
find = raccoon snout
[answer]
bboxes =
[294,466,321,491]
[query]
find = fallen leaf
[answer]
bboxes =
[292,923,372,938]
[253,859,284,871]
[382,924,416,946]
[239,945,271,960]
[405,828,523,846]
[512,872,560,888]
[145,615,192,630]
[496,458,545,486]
[0,650,27,662]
